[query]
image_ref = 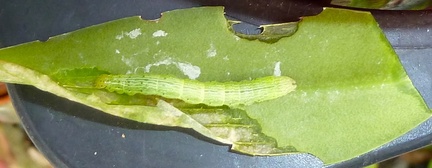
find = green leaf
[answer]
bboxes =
[0,7,430,164]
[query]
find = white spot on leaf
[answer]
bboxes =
[115,28,142,40]
[115,34,124,40]
[273,61,281,76]
[115,49,120,54]
[206,43,217,57]
[121,56,134,67]
[126,28,142,39]
[176,62,201,79]
[152,30,168,37]
[145,58,201,79]
[144,58,174,72]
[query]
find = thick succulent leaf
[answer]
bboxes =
[0,7,430,164]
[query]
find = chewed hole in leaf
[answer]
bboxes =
[228,20,299,43]
[207,127,255,142]
[230,21,262,35]
[232,144,298,156]
[183,108,297,155]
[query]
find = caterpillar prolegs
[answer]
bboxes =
[95,74,296,107]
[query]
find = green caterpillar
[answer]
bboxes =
[95,74,296,106]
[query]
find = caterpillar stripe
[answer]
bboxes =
[95,74,296,106]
